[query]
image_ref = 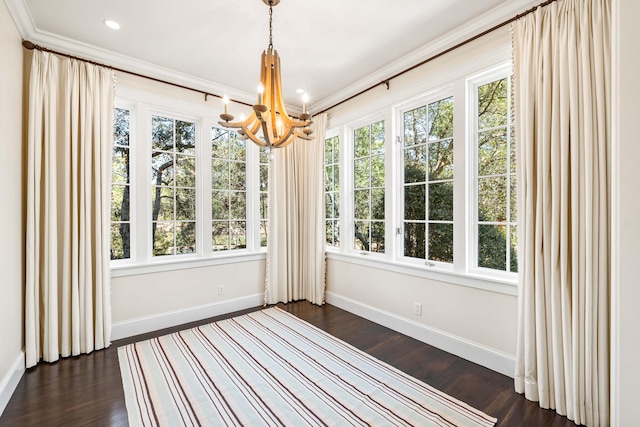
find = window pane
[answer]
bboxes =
[152,187,174,221]
[176,121,196,155]
[478,224,507,270]
[114,108,130,146]
[429,223,453,263]
[112,148,130,184]
[510,175,517,222]
[354,158,370,189]
[404,146,426,184]
[229,161,246,191]
[151,116,173,150]
[371,121,385,154]
[478,79,508,129]
[212,128,230,159]
[153,222,174,256]
[176,188,196,220]
[354,189,370,220]
[152,152,174,186]
[260,192,268,220]
[371,155,385,187]
[429,182,453,221]
[404,222,426,259]
[478,176,507,222]
[354,221,370,251]
[428,97,453,141]
[371,189,385,220]
[478,129,507,177]
[212,159,228,189]
[230,191,246,220]
[230,221,246,249]
[111,185,125,222]
[212,221,230,251]
[259,220,268,247]
[212,190,229,220]
[325,165,334,192]
[428,139,453,181]
[404,184,426,221]
[354,126,370,158]
[371,221,385,253]
[110,223,130,260]
[176,222,196,254]
[229,136,246,161]
[509,225,518,273]
[404,106,426,146]
[175,154,196,187]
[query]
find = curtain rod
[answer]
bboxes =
[20,40,254,109]
[21,0,557,116]
[315,0,558,116]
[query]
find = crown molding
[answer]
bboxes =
[312,0,542,113]
[6,0,542,113]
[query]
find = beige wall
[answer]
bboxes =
[325,26,518,362]
[612,0,640,424]
[0,0,24,407]
[111,260,265,324]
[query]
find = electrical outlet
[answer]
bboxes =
[218,285,225,295]
[414,302,422,316]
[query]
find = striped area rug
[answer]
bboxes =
[118,307,497,426]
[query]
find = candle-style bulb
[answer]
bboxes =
[257,83,265,105]
[222,95,229,115]
[302,92,309,114]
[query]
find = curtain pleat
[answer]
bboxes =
[513,1,610,426]
[265,114,327,305]
[25,50,113,368]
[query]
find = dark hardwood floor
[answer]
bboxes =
[0,302,578,426]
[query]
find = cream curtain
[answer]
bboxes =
[265,113,327,305]
[25,50,113,368]
[512,0,610,426]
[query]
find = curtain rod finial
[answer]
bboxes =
[22,40,36,50]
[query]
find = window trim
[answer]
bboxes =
[466,62,517,280]
[111,85,266,276]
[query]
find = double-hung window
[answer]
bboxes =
[325,135,340,247]
[111,107,132,260]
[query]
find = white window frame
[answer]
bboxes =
[466,62,517,282]
[111,100,137,267]
[344,112,390,260]
[111,86,266,277]
[394,85,455,273]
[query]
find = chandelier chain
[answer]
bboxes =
[268,1,273,49]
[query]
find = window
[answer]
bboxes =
[353,121,385,253]
[151,115,197,256]
[325,135,340,247]
[327,62,517,289]
[259,148,270,247]
[475,77,517,272]
[211,128,246,251]
[402,97,454,264]
[111,107,131,260]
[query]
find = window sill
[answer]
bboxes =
[325,251,518,296]
[111,251,267,278]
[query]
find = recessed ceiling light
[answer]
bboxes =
[296,88,305,94]
[104,20,120,30]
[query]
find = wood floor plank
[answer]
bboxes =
[0,302,578,427]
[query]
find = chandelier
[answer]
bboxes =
[218,0,313,149]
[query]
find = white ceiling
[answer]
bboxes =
[6,0,540,111]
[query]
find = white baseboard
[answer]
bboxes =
[111,293,264,341]
[0,351,25,418]
[326,292,516,378]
